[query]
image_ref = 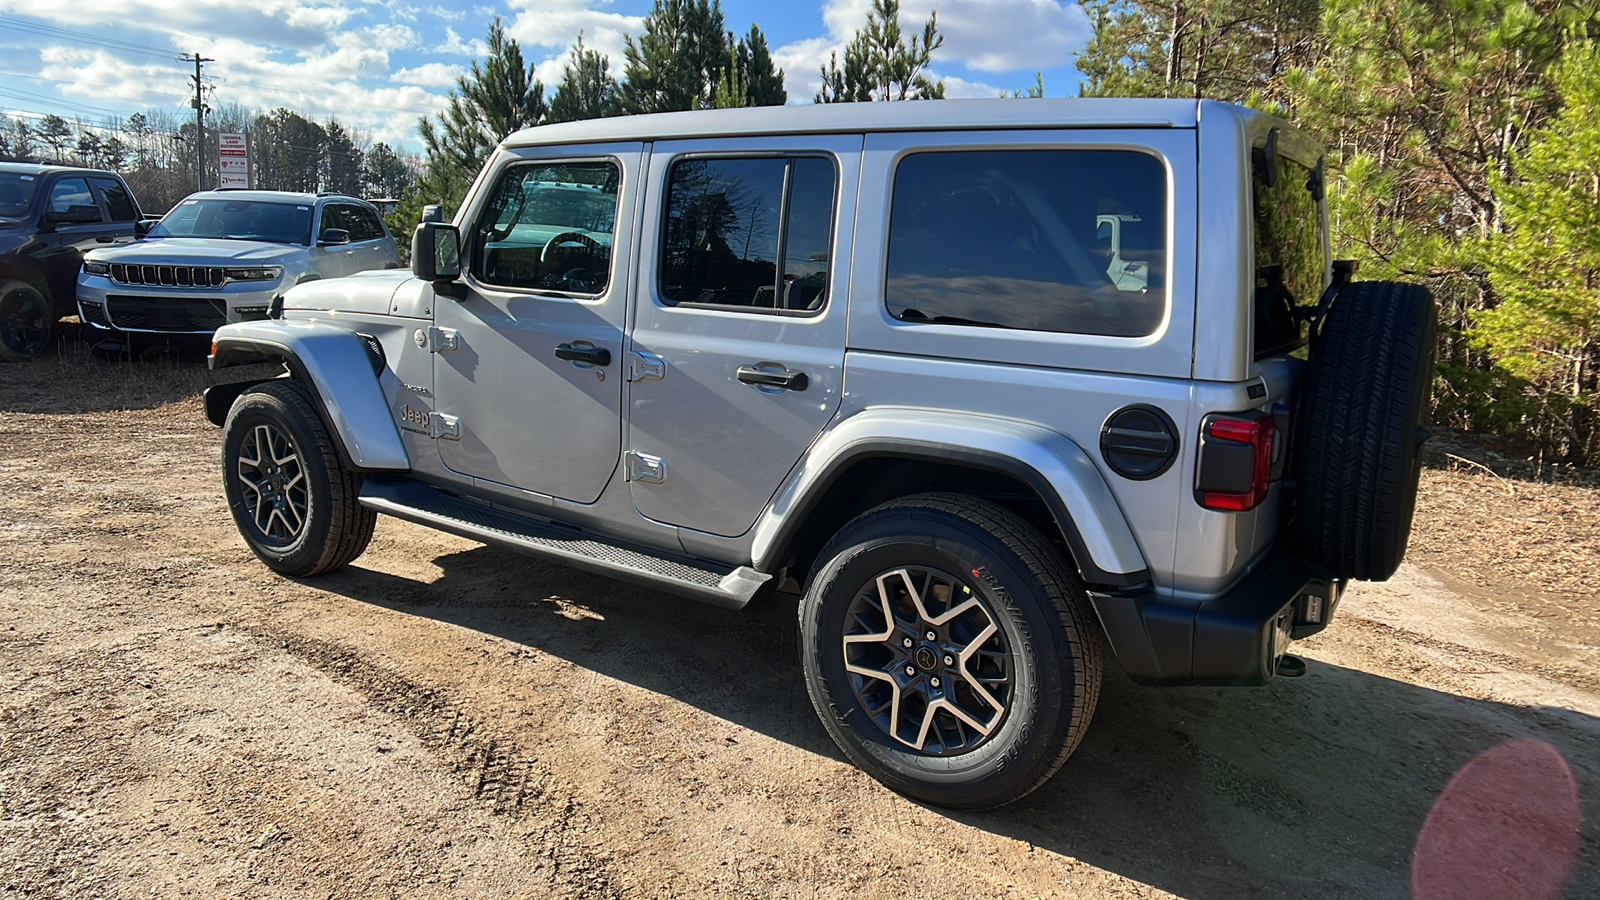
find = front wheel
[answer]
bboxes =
[0,280,53,363]
[799,493,1102,809]
[221,380,376,577]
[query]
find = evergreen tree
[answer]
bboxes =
[362,143,414,198]
[549,33,622,123]
[37,114,73,162]
[101,136,129,171]
[321,120,364,195]
[1478,42,1600,463]
[741,25,787,106]
[816,0,945,102]
[621,0,731,113]
[417,17,546,211]
[74,130,102,167]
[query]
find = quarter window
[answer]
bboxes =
[470,161,620,295]
[885,150,1168,337]
[660,156,837,314]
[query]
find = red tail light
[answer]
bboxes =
[1197,414,1275,511]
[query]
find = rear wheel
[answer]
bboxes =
[799,493,1101,809]
[0,281,52,362]
[221,380,376,576]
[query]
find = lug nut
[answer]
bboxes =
[902,637,914,649]
[930,677,941,688]
[943,655,954,667]
[925,631,937,641]
[904,665,916,677]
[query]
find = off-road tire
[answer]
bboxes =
[222,380,376,577]
[0,280,52,363]
[1294,280,1437,581]
[799,493,1102,810]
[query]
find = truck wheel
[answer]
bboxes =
[799,493,1102,810]
[221,380,376,577]
[1294,281,1437,581]
[0,281,52,363]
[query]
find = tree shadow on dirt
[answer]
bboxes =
[316,545,1599,900]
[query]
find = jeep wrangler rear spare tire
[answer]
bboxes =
[799,493,1102,809]
[222,380,377,577]
[1294,280,1437,581]
[0,280,52,363]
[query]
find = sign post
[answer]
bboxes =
[218,133,251,188]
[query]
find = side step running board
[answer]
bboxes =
[359,480,771,610]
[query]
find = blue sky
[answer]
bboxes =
[0,0,1093,151]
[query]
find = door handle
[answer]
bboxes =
[555,342,611,366]
[737,364,808,392]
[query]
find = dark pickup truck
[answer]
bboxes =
[0,162,145,361]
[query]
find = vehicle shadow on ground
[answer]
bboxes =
[317,545,1599,900]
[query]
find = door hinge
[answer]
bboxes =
[413,326,459,353]
[624,450,666,484]
[627,351,666,383]
[429,412,461,440]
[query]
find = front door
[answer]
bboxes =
[433,145,641,504]
[627,136,861,537]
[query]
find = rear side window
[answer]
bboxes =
[1252,152,1325,355]
[886,150,1167,337]
[660,156,837,314]
[91,177,137,222]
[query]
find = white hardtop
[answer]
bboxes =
[500,98,1266,149]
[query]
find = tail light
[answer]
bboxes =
[1196,413,1275,511]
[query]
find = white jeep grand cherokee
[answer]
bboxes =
[78,190,399,350]
[204,100,1436,809]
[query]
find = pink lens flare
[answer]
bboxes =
[1412,738,1583,900]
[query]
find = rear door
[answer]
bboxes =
[626,135,861,537]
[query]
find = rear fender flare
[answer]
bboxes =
[752,409,1150,588]
[209,320,410,472]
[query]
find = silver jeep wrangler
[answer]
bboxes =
[206,99,1435,809]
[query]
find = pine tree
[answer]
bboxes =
[37,114,73,163]
[815,0,945,103]
[417,17,546,211]
[741,25,786,106]
[621,0,731,113]
[549,33,622,123]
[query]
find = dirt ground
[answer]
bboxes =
[2,337,1596,899]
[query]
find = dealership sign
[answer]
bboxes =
[219,133,250,188]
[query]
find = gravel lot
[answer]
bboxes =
[2,338,1595,899]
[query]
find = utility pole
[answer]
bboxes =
[183,52,214,192]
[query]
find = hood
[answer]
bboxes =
[87,237,306,265]
[283,269,416,317]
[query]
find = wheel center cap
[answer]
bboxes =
[914,646,938,671]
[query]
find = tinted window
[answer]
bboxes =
[660,156,836,313]
[48,177,98,218]
[349,206,386,242]
[1253,153,1325,354]
[470,161,619,295]
[91,177,137,222]
[151,199,313,245]
[886,150,1167,337]
[319,204,356,239]
[0,172,39,217]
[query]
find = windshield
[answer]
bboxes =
[150,198,314,245]
[0,172,40,218]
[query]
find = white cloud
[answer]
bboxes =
[391,62,466,88]
[5,0,358,50]
[502,0,643,77]
[439,26,489,57]
[934,73,1006,99]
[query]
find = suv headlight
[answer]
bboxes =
[224,266,283,282]
[83,260,109,276]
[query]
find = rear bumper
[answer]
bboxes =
[1090,552,1341,685]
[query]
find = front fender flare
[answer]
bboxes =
[210,320,410,471]
[751,409,1150,588]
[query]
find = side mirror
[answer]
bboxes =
[134,219,156,239]
[412,221,462,283]
[318,228,351,246]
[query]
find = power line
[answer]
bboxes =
[0,14,181,61]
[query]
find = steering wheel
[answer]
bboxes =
[541,231,603,262]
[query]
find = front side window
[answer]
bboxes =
[48,177,96,217]
[151,199,313,245]
[886,150,1168,337]
[471,161,619,295]
[660,156,837,313]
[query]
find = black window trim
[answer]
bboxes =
[462,155,625,301]
[881,144,1174,339]
[655,151,840,319]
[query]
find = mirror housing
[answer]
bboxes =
[318,228,351,246]
[412,222,464,297]
[134,218,157,239]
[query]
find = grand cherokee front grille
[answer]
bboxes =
[105,295,228,332]
[109,263,227,287]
